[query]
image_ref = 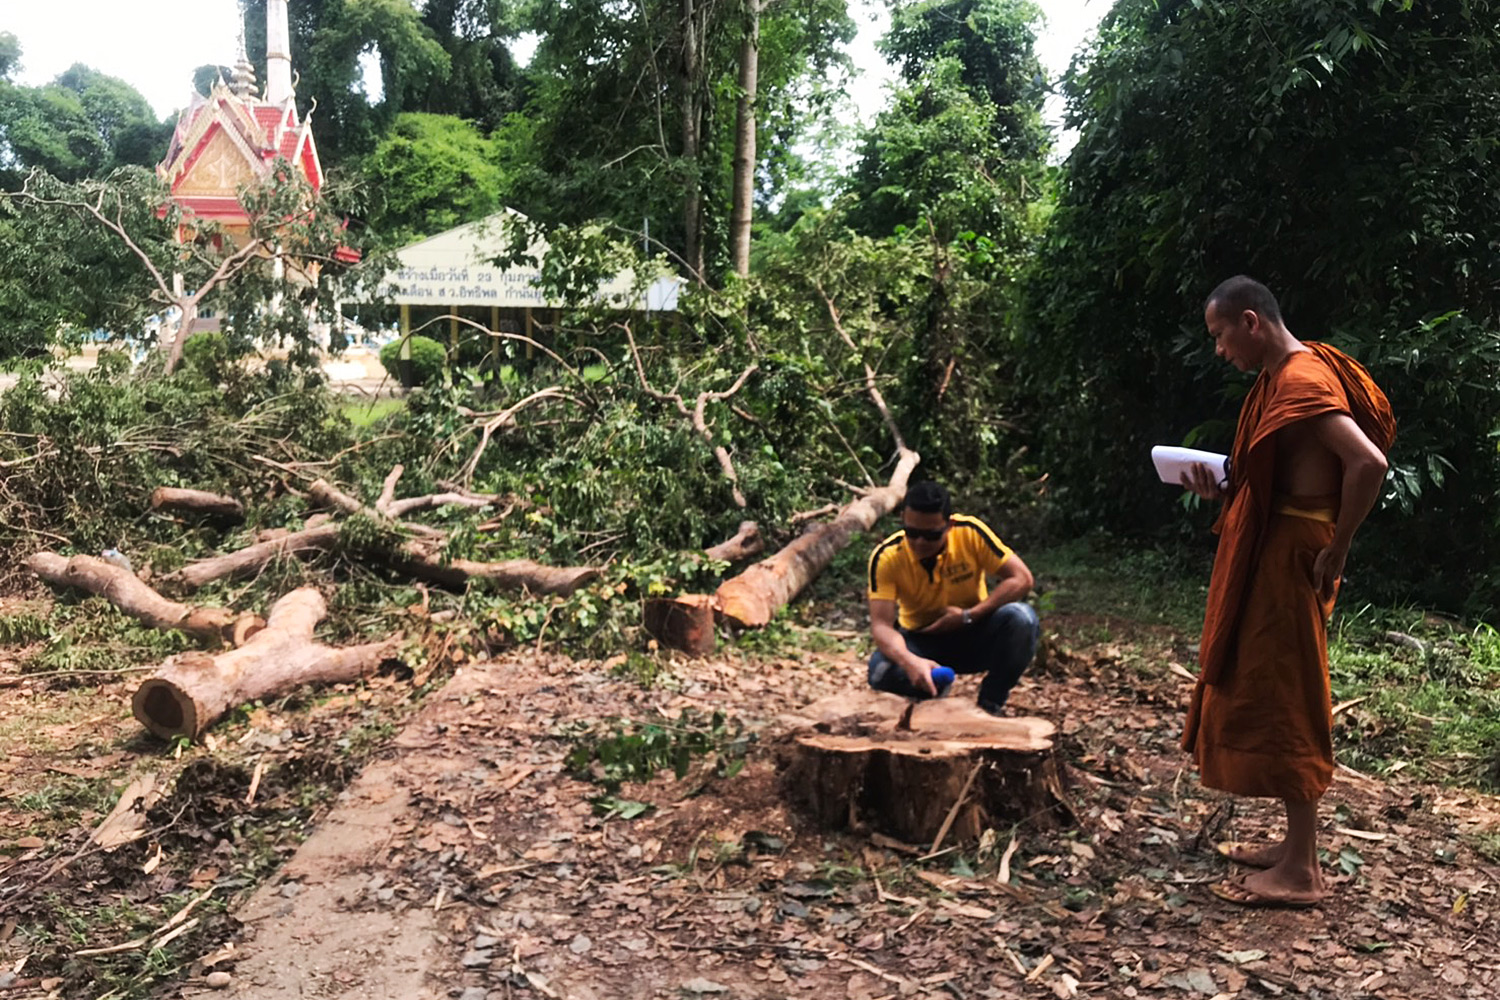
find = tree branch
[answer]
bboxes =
[813,279,910,455]
[622,323,756,507]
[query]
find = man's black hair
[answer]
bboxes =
[1205,275,1283,325]
[902,480,951,517]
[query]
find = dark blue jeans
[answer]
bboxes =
[867,602,1040,710]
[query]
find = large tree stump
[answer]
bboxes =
[779,691,1072,845]
[132,588,396,740]
[643,594,717,656]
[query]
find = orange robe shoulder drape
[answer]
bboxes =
[1183,343,1394,801]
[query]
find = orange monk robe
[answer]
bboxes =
[1183,343,1395,801]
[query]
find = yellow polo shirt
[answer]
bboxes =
[867,514,1014,630]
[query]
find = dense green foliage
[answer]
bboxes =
[1024,0,1500,614]
[0,42,172,185]
[880,0,1049,165]
[0,166,386,363]
[5,0,1500,628]
[361,112,503,243]
[0,354,346,566]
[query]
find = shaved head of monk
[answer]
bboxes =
[1204,275,1286,373]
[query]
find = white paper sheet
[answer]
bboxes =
[1151,445,1229,486]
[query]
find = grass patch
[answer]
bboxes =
[338,396,404,428]
[1330,609,1500,788]
[1028,533,1210,634]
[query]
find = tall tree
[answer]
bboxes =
[728,0,765,277]
[880,0,1049,163]
[513,0,852,279]
[411,0,525,131]
[361,112,503,244]
[240,0,451,166]
[0,49,170,183]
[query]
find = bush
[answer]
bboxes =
[378,335,447,387]
[180,331,232,381]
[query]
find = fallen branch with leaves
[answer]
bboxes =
[166,465,600,596]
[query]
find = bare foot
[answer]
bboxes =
[1210,870,1325,909]
[1216,840,1286,869]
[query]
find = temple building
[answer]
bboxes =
[155,0,325,246]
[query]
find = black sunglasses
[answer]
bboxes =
[903,525,947,541]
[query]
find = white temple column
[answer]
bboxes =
[265,0,294,105]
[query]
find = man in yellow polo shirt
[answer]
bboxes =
[867,480,1038,714]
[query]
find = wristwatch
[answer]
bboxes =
[961,608,972,626]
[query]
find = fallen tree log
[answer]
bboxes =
[149,488,244,521]
[390,546,599,595]
[132,588,397,740]
[705,521,763,563]
[28,552,250,646]
[715,448,919,626]
[779,691,1073,844]
[167,524,342,591]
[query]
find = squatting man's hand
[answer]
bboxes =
[901,655,943,697]
[916,606,967,635]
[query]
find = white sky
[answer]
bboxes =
[0,0,1106,146]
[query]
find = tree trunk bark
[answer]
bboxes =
[729,0,762,277]
[167,524,343,591]
[149,487,245,521]
[132,588,395,740]
[163,297,198,376]
[779,692,1073,845]
[705,520,763,562]
[643,594,718,656]
[715,448,919,626]
[27,552,248,646]
[680,0,707,279]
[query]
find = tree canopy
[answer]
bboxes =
[1023,0,1500,612]
[0,41,171,184]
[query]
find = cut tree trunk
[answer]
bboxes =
[390,547,599,595]
[779,691,1072,845]
[168,522,597,596]
[132,588,396,740]
[28,552,251,646]
[716,448,919,626]
[705,521,763,563]
[149,488,244,521]
[167,524,342,591]
[643,594,717,656]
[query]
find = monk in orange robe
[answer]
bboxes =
[1180,276,1395,907]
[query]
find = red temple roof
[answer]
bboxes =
[158,83,325,232]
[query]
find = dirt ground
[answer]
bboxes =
[2,608,1498,1000]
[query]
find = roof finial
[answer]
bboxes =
[230,27,257,99]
